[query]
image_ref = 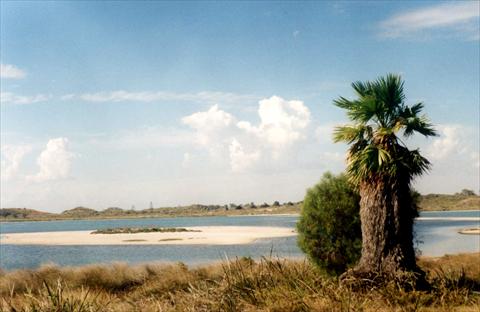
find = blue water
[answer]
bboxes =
[1,212,478,270]
[0,215,296,234]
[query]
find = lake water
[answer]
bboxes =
[1,211,479,270]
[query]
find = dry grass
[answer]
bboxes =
[418,253,480,283]
[1,253,479,311]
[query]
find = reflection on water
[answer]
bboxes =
[1,211,478,270]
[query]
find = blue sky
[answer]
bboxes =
[1,1,479,211]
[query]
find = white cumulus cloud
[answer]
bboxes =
[427,125,464,160]
[379,2,480,40]
[237,96,311,150]
[0,64,26,79]
[182,96,311,172]
[1,145,32,181]
[229,139,261,172]
[417,124,479,194]
[182,104,234,145]
[27,138,74,183]
[182,104,233,131]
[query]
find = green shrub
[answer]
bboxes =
[297,172,361,275]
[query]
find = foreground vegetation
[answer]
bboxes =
[0,194,478,222]
[0,253,478,311]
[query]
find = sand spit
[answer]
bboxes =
[0,226,297,246]
[458,228,480,235]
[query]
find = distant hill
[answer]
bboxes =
[1,194,478,221]
[0,208,53,219]
[102,207,126,214]
[418,194,480,211]
[61,207,99,217]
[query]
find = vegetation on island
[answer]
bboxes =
[91,227,200,234]
[1,253,479,311]
[333,74,437,282]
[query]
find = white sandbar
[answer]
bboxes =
[458,228,480,235]
[0,226,297,246]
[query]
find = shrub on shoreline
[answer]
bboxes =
[297,172,361,275]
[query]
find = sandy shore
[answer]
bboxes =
[0,226,297,246]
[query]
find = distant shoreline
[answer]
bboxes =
[0,212,303,223]
[422,209,480,213]
[417,216,479,221]
[1,210,479,223]
[1,194,478,222]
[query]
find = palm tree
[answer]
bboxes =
[333,74,436,278]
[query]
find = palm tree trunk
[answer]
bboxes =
[354,178,417,276]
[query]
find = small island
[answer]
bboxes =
[0,226,296,245]
[91,227,201,234]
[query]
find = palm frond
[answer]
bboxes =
[351,81,370,97]
[333,125,373,144]
[333,73,436,186]
[403,116,437,137]
[410,102,424,115]
[346,144,392,183]
[345,96,378,123]
[333,97,356,110]
[401,149,431,177]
